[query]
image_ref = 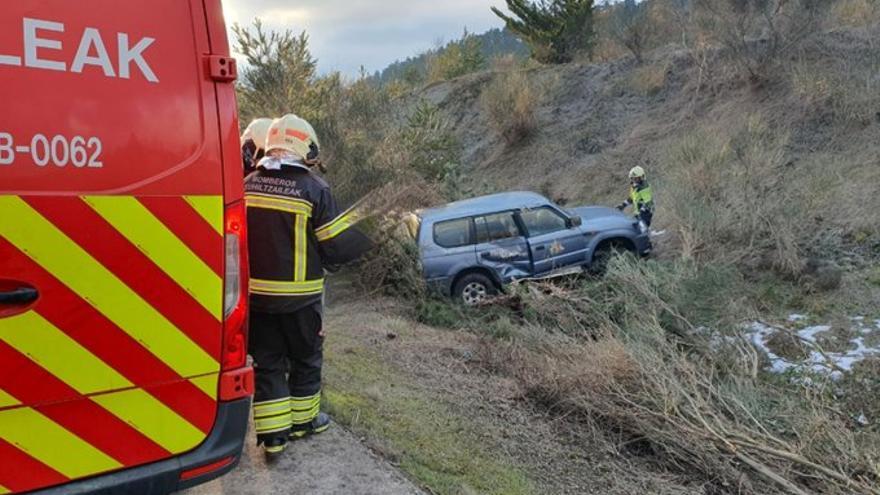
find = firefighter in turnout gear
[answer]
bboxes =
[241,118,273,177]
[617,166,655,228]
[246,114,372,457]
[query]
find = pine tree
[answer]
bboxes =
[491,0,596,64]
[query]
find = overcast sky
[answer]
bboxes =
[222,0,506,76]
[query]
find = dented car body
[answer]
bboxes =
[414,192,652,302]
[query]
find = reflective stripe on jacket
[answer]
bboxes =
[245,165,371,313]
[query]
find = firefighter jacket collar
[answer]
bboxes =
[258,155,309,172]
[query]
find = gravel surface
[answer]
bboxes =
[181,422,423,495]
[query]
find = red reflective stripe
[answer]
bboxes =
[0,239,216,434]
[0,344,171,466]
[138,197,224,276]
[0,341,79,405]
[25,197,221,357]
[285,129,309,141]
[179,456,235,481]
[0,438,68,493]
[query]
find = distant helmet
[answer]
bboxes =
[629,166,647,180]
[266,114,320,161]
[241,118,274,152]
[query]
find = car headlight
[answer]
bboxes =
[637,221,649,235]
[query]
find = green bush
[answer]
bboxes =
[427,31,486,82]
[399,101,461,182]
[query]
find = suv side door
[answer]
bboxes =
[518,206,588,275]
[474,211,533,281]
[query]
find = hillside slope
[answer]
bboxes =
[343,26,880,494]
[420,27,880,241]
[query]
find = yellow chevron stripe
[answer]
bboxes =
[85,196,222,319]
[92,389,205,454]
[185,196,224,235]
[0,197,218,378]
[0,389,19,409]
[0,408,122,478]
[0,312,132,394]
[0,312,211,452]
[0,483,9,494]
[189,374,218,399]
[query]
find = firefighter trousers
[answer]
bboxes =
[249,303,324,444]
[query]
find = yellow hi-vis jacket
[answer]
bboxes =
[626,183,654,215]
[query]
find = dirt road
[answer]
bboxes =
[181,423,423,495]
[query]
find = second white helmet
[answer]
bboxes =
[241,118,274,152]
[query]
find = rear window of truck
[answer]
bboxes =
[433,218,473,248]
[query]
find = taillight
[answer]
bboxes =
[223,201,248,371]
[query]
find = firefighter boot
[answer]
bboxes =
[261,437,288,460]
[290,412,331,440]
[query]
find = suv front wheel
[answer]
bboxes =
[453,273,497,306]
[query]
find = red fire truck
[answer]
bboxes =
[0,1,253,493]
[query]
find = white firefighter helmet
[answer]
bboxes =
[265,114,320,161]
[629,166,647,180]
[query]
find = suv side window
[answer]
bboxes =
[475,212,522,243]
[433,218,473,248]
[520,207,568,237]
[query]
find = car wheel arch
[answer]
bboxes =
[451,267,502,293]
[591,236,637,261]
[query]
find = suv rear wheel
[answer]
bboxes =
[453,273,497,306]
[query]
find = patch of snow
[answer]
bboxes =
[857,414,869,427]
[650,230,667,238]
[743,317,880,378]
[788,314,808,323]
[798,325,831,343]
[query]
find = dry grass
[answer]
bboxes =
[475,259,880,495]
[832,0,880,28]
[628,61,670,96]
[789,55,880,126]
[660,115,806,275]
[481,70,540,145]
[692,0,829,84]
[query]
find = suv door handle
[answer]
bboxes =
[0,288,39,304]
[535,246,546,251]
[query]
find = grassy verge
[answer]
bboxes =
[322,309,534,495]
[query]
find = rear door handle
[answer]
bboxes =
[535,246,546,251]
[0,288,39,304]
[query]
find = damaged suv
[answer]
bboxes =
[413,192,652,305]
